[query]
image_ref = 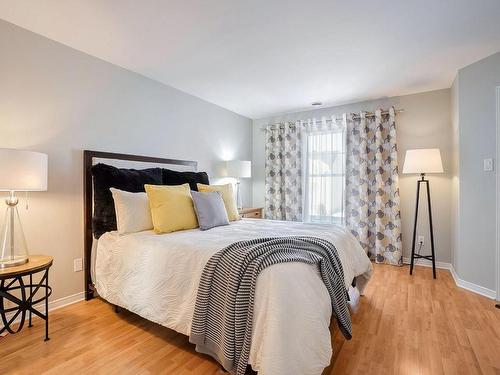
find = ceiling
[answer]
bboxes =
[1,1,500,119]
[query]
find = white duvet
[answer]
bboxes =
[95,219,372,375]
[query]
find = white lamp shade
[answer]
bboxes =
[402,148,443,174]
[0,149,48,191]
[226,160,251,178]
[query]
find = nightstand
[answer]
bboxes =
[239,207,263,219]
[0,255,53,341]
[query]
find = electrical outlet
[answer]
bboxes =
[73,258,83,272]
[484,158,494,172]
[418,235,425,245]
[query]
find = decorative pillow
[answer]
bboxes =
[110,188,153,234]
[162,169,209,191]
[196,183,240,221]
[91,163,162,238]
[191,191,229,230]
[145,183,198,233]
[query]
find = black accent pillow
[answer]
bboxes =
[162,168,209,191]
[91,163,162,238]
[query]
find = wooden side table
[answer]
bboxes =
[239,207,263,219]
[0,255,53,341]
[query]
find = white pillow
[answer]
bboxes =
[110,188,153,234]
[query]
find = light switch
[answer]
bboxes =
[484,158,494,172]
[73,258,83,272]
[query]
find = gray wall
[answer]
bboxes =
[253,89,453,263]
[451,78,460,270]
[0,20,252,301]
[456,51,500,292]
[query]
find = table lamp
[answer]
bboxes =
[225,160,251,209]
[402,148,443,279]
[0,149,48,268]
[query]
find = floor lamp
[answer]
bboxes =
[403,148,443,279]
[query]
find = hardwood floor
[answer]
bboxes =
[331,265,500,375]
[1,264,499,375]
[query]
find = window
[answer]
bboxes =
[303,127,345,224]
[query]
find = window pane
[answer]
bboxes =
[304,130,345,224]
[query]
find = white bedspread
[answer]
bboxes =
[95,219,372,375]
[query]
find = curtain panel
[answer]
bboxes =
[264,122,303,221]
[263,108,403,266]
[345,107,403,265]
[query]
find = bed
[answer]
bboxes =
[83,150,373,375]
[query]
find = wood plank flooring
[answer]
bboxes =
[1,264,499,375]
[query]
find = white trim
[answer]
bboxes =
[45,291,85,310]
[403,258,496,299]
[402,257,451,270]
[0,291,85,332]
[496,86,500,301]
[450,267,497,300]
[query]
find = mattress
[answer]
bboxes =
[95,218,372,375]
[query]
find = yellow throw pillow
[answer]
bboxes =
[197,183,241,221]
[145,184,198,233]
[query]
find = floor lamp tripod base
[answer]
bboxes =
[0,192,29,269]
[409,173,437,279]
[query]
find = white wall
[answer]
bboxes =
[0,20,252,301]
[253,89,453,263]
[455,51,500,292]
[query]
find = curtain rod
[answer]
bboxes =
[262,108,404,130]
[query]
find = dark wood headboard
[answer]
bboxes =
[83,150,198,300]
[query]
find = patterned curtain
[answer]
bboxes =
[345,107,403,265]
[264,122,303,221]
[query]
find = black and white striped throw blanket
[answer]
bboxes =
[189,236,352,375]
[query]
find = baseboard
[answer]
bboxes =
[449,267,497,300]
[403,257,496,300]
[0,291,85,332]
[402,257,452,270]
[47,291,86,310]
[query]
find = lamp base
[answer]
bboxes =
[409,176,437,279]
[1,192,29,268]
[0,256,28,269]
[236,180,243,210]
